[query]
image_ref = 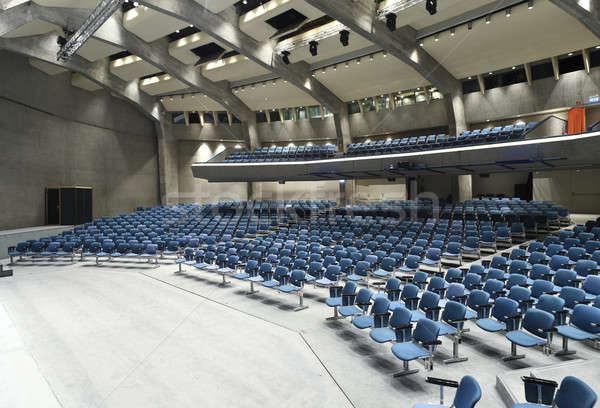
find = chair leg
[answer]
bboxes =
[392,360,419,377]
[294,290,308,311]
[444,333,468,364]
[502,342,525,361]
[326,306,343,320]
[219,273,231,287]
[246,281,259,295]
[555,337,576,356]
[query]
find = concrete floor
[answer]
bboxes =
[1,215,599,408]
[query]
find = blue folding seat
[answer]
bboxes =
[370,306,413,343]
[339,288,373,318]
[504,308,555,361]
[555,304,600,355]
[325,281,357,319]
[352,297,390,329]
[476,297,519,333]
[413,375,481,408]
[513,376,596,408]
[411,291,441,322]
[390,318,441,376]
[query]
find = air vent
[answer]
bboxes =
[191,43,226,64]
[265,8,307,32]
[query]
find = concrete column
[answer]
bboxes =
[445,90,468,136]
[333,110,352,152]
[213,111,219,125]
[243,116,260,150]
[458,174,473,202]
[551,56,560,80]
[524,63,533,85]
[184,111,190,126]
[155,119,180,205]
[340,179,355,206]
[407,177,418,201]
[389,93,396,109]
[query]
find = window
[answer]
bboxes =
[347,101,360,115]
[401,94,415,105]
[231,115,241,124]
[376,95,390,110]
[269,110,281,122]
[462,78,480,94]
[430,88,443,100]
[559,54,584,75]
[591,49,600,68]
[296,107,307,120]
[189,112,201,124]
[282,108,294,121]
[415,91,427,103]
[203,112,215,124]
[171,112,185,124]
[361,97,376,112]
[256,111,268,123]
[217,112,229,124]
[531,60,554,81]
[323,106,333,118]
[309,105,322,119]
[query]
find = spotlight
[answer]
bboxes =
[382,51,387,58]
[281,50,290,65]
[434,34,439,42]
[528,0,534,9]
[333,64,337,71]
[468,21,473,30]
[485,15,491,24]
[385,13,397,31]
[419,41,424,47]
[450,28,455,36]
[426,0,437,15]
[344,61,349,68]
[356,58,361,65]
[505,8,511,17]
[369,54,374,62]
[309,40,318,56]
[339,30,349,47]
[512,66,516,70]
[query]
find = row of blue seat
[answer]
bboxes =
[224,144,336,163]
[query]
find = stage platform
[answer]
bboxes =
[0,225,72,259]
[496,359,600,406]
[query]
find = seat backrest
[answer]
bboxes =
[453,375,482,408]
[492,297,519,323]
[442,301,466,327]
[571,304,600,334]
[560,286,585,309]
[413,318,440,344]
[554,376,598,408]
[522,308,555,339]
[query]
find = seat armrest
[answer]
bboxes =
[424,306,442,311]
[450,318,468,323]
[521,376,558,388]
[356,301,372,307]
[521,299,535,304]
[592,323,600,327]
[404,296,420,302]
[373,311,391,317]
[472,283,484,289]
[426,377,459,388]
[542,327,557,333]
[394,323,413,330]
[422,340,443,346]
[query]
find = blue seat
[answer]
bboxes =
[476,297,518,333]
[555,304,600,355]
[325,281,357,319]
[370,306,413,343]
[390,318,441,376]
[413,375,482,408]
[352,297,390,329]
[339,288,373,318]
[504,309,555,361]
[513,376,597,408]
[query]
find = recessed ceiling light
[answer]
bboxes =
[382,51,387,58]
[345,61,349,68]
[489,72,493,75]
[468,76,472,80]
[512,66,516,70]
[434,34,439,42]
[505,8,511,17]
[356,58,361,64]
[596,45,600,49]
[419,41,424,47]
[486,119,490,122]
[450,28,455,36]
[528,0,534,9]
[568,52,573,56]
[333,64,337,71]
[243,0,247,4]
[485,15,491,24]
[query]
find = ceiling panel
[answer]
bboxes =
[422,0,599,78]
[235,79,318,110]
[161,93,225,112]
[71,73,102,91]
[33,0,100,7]
[109,55,161,82]
[317,52,427,102]
[239,0,324,41]
[193,0,237,14]
[2,19,59,37]
[202,55,271,82]
[140,73,188,95]
[169,32,231,65]
[28,58,67,75]
[77,38,123,62]
[379,0,497,30]
[123,6,188,42]
[282,23,373,64]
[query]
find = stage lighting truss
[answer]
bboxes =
[274,20,349,54]
[376,0,425,19]
[57,0,123,61]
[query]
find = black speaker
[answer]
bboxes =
[46,187,92,225]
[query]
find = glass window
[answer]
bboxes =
[401,95,415,105]
[415,91,427,103]
[189,111,200,124]
[323,106,333,118]
[231,115,241,124]
[429,88,443,100]
[171,112,185,124]
[256,111,268,123]
[282,108,294,121]
[376,95,390,110]
[269,110,281,122]
[296,107,308,120]
[217,111,229,124]
[309,105,322,119]
[203,112,214,124]
[361,97,376,112]
[347,101,360,115]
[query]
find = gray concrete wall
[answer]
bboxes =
[533,169,600,214]
[257,117,338,144]
[0,53,159,230]
[170,122,246,143]
[464,67,600,124]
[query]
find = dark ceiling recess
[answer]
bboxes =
[109,51,132,61]
[191,42,226,65]
[234,0,267,16]
[168,27,201,42]
[122,3,136,12]
[265,8,307,32]
[276,15,334,42]
[140,71,166,80]
[222,50,240,59]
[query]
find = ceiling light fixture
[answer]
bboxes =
[506,8,511,17]
[383,51,387,58]
[370,54,374,62]
[468,21,473,30]
[356,58,361,65]
[333,64,337,71]
[485,15,491,24]
[434,34,439,42]
[512,66,516,70]
[528,0,534,9]
[450,28,455,36]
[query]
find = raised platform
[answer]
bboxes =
[0,225,72,259]
[496,359,600,407]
